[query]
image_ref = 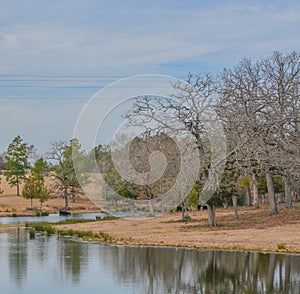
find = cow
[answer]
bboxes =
[59,210,71,216]
[197,204,208,211]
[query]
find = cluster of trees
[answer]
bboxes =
[126,51,300,225]
[1,51,299,225]
[102,132,181,213]
[0,137,87,210]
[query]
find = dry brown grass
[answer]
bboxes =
[56,203,300,253]
[0,175,101,216]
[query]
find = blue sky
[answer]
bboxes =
[0,0,300,154]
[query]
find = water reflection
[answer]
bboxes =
[1,228,300,293]
[0,212,106,225]
[58,236,88,284]
[99,247,300,293]
[8,227,28,288]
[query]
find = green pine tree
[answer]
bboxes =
[31,158,49,181]
[5,135,30,196]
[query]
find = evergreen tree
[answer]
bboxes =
[31,158,49,181]
[5,136,30,196]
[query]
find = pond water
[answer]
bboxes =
[0,227,299,294]
[0,213,107,225]
[0,211,145,225]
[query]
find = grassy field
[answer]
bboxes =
[0,175,101,216]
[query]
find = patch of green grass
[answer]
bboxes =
[238,214,254,220]
[26,222,56,236]
[35,211,50,216]
[55,219,97,225]
[56,228,114,242]
[277,243,286,250]
[26,221,116,243]
[94,231,113,241]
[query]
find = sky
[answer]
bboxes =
[0,0,300,154]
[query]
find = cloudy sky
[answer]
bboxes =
[0,0,299,154]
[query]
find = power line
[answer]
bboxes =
[0,74,129,78]
[0,96,156,100]
[0,74,182,100]
[0,74,183,78]
[0,85,107,88]
[0,79,120,82]
[0,97,89,100]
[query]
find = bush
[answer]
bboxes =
[277,244,286,250]
[35,211,50,217]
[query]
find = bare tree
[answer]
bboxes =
[126,51,300,224]
[127,73,223,226]
[47,141,70,209]
[217,52,300,215]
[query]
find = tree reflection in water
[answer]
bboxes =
[4,229,300,293]
[8,227,28,288]
[98,246,300,293]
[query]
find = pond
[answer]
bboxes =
[0,213,106,225]
[0,227,299,293]
[0,211,144,225]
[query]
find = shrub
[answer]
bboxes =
[277,244,286,250]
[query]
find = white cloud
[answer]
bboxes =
[0,1,299,74]
[0,0,299,152]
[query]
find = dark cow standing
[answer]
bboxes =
[197,204,208,211]
[59,210,71,216]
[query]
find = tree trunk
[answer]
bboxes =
[266,169,278,215]
[149,199,154,215]
[284,178,292,208]
[181,203,185,220]
[16,174,20,196]
[232,195,239,219]
[64,180,69,209]
[71,187,76,203]
[251,172,259,209]
[223,200,228,209]
[207,203,216,226]
[30,197,33,209]
[245,186,252,207]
